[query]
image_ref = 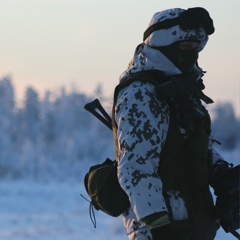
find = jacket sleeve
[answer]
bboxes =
[114,80,170,221]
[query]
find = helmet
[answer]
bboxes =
[144,7,214,52]
[143,8,215,73]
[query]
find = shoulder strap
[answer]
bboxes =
[112,108,119,162]
[113,70,167,104]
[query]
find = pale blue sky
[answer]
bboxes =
[0,0,239,114]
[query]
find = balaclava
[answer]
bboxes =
[157,44,199,73]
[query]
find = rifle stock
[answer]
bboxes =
[84,99,112,131]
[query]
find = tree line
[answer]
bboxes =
[0,76,239,181]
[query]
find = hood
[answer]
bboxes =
[119,43,203,82]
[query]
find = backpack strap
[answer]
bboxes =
[114,70,167,104]
[112,109,119,162]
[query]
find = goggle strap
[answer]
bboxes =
[143,17,180,41]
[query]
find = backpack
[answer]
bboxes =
[84,158,130,217]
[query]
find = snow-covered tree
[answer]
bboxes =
[0,77,18,177]
[0,76,238,181]
[211,102,239,150]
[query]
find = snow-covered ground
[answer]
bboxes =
[0,181,125,240]
[0,180,238,240]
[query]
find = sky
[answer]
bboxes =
[0,0,239,115]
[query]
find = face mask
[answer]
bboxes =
[174,48,199,73]
[157,44,199,73]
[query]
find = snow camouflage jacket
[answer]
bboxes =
[113,43,224,240]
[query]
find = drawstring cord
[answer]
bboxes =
[80,194,97,228]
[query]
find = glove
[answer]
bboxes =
[211,163,240,233]
[210,160,231,197]
[215,194,240,232]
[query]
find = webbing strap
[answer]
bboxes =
[112,105,119,162]
[143,18,180,41]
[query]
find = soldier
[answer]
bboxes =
[113,7,233,240]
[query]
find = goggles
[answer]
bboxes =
[143,7,214,41]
